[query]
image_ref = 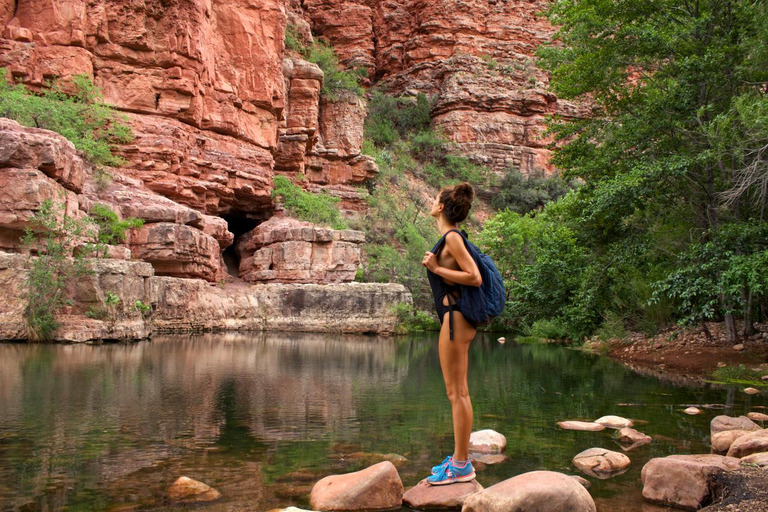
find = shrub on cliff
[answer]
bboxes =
[272,176,347,229]
[0,70,132,166]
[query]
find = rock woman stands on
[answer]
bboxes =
[421,182,481,485]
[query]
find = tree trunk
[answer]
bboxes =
[724,312,737,344]
[701,320,712,340]
[743,290,755,337]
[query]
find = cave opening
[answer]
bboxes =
[222,213,263,279]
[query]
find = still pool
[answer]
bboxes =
[0,333,765,511]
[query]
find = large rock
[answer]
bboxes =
[309,461,403,511]
[741,452,768,468]
[468,429,507,453]
[727,430,768,458]
[641,455,740,510]
[712,430,752,454]
[0,119,85,193]
[711,415,762,436]
[461,470,596,512]
[402,478,482,510]
[572,448,631,478]
[129,223,221,282]
[237,216,363,284]
[167,476,221,504]
[594,415,633,429]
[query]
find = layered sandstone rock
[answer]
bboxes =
[236,216,363,284]
[403,479,482,510]
[309,461,403,511]
[0,252,410,340]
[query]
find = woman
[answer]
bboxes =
[421,182,481,485]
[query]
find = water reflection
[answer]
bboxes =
[0,334,764,511]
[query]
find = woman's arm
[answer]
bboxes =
[422,232,483,287]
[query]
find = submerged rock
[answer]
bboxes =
[167,476,221,504]
[727,430,768,458]
[469,430,507,453]
[594,415,633,428]
[403,478,482,509]
[462,471,596,512]
[641,454,740,510]
[744,387,760,395]
[685,407,702,415]
[470,453,508,465]
[747,412,768,422]
[572,448,630,479]
[557,421,605,432]
[309,461,403,511]
[617,427,652,447]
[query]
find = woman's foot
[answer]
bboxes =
[427,459,476,485]
[431,455,453,475]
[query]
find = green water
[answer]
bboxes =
[0,333,765,511]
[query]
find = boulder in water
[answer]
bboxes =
[594,415,633,428]
[727,430,768,458]
[167,476,221,504]
[469,429,507,453]
[309,461,403,511]
[462,470,596,512]
[558,421,605,432]
[572,448,630,478]
[641,454,740,509]
[402,478,482,509]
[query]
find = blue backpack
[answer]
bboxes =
[431,229,506,337]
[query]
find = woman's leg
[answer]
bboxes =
[439,310,476,461]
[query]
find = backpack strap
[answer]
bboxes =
[434,229,466,341]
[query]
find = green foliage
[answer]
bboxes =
[89,203,144,255]
[306,40,363,100]
[526,318,571,341]
[20,200,97,341]
[709,364,767,387]
[364,92,432,146]
[272,175,347,229]
[0,70,132,166]
[133,300,152,318]
[391,303,440,334]
[284,23,306,54]
[491,168,577,214]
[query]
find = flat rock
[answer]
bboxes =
[558,421,605,432]
[462,471,596,512]
[572,448,630,479]
[309,461,403,511]
[741,452,768,468]
[641,455,740,510]
[685,407,702,415]
[594,415,633,428]
[748,413,768,422]
[744,387,760,395]
[711,415,762,436]
[402,478,482,509]
[727,430,768,458]
[712,430,752,454]
[167,476,221,503]
[617,428,652,446]
[469,429,507,453]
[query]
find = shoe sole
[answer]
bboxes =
[427,471,476,485]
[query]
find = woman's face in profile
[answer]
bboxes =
[430,191,444,218]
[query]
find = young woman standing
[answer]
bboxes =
[421,182,481,485]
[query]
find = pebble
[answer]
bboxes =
[684,407,701,415]
[733,344,744,351]
[497,337,506,344]
[744,387,760,395]
[718,362,727,368]
[762,375,768,381]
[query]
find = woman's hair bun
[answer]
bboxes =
[451,182,474,204]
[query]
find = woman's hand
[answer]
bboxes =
[422,251,439,272]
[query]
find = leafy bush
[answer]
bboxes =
[491,168,577,214]
[272,176,347,229]
[284,23,306,54]
[20,200,97,341]
[391,303,440,334]
[89,203,144,255]
[364,92,431,146]
[306,40,363,100]
[0,70,132,166]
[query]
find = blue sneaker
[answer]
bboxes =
[431,455,452,475]
[427,459,476,485]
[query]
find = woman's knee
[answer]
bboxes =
[445,384,470,403]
